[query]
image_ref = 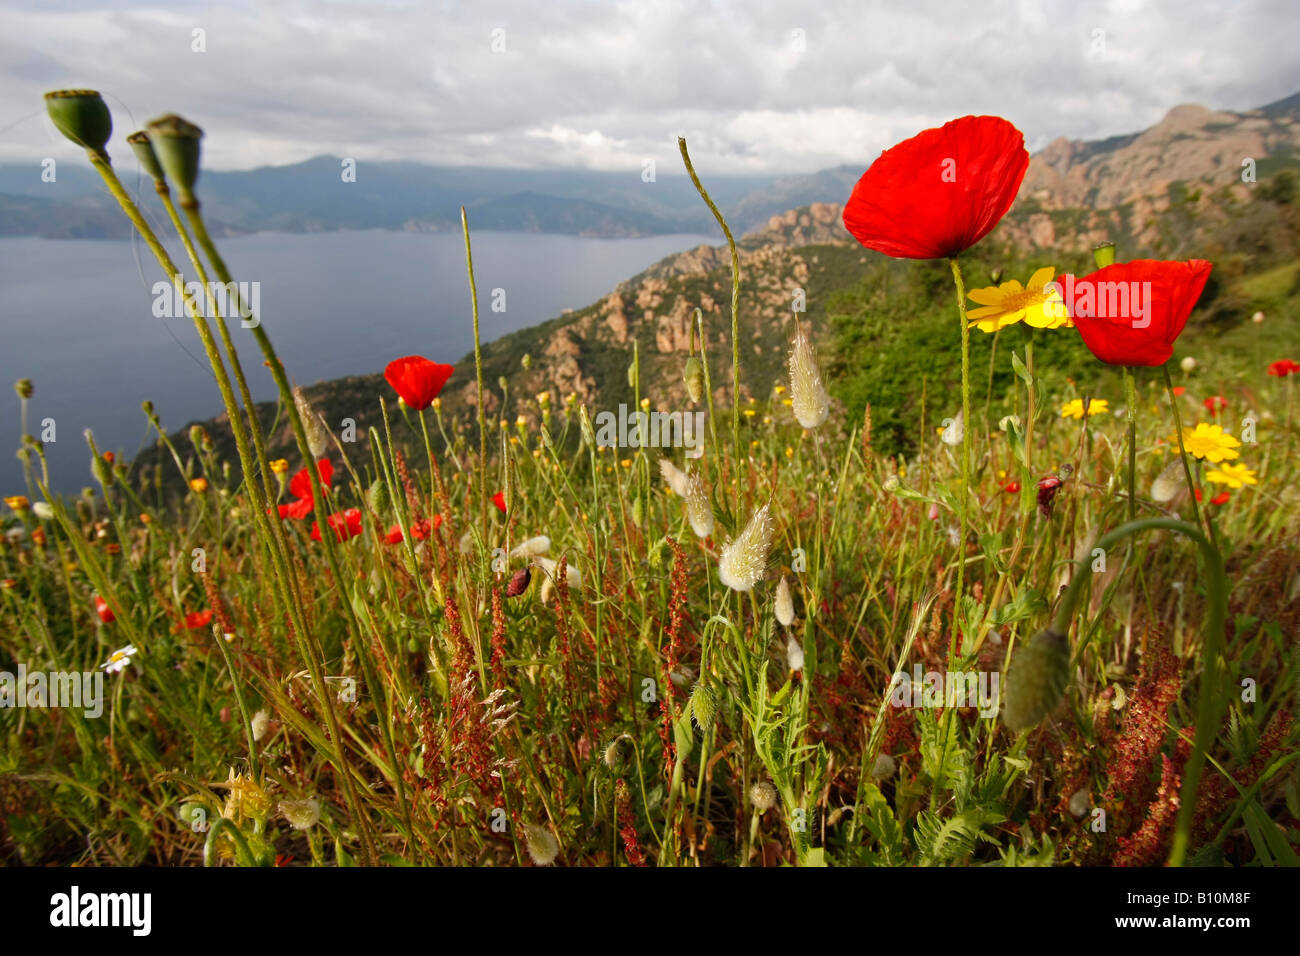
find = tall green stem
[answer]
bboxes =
[947,257,973,660]
[461,208,489,545]
[678,138,741,509]
[1160,363,1209,540]
[1124,367,1138,524]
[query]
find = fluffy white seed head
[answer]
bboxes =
[775,575,795,627]
[1151,460,1184,503]
[523,823,559,865]
[658,458,691,497]
[510,535,551,559]
[278,796,321,830]
[293,387,330,459]
[940,410,964,446]
[534,556,581,593]
[685,470,714,538]
[718,503,774,592]
[786,634,804,672]
[749,780,777,812]
[789,328,830,429]
[250,709,270,742]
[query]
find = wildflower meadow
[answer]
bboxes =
[3,89,1298,881]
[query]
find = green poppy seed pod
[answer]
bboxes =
[1092,242,1117,269]
[367,477,389,515]
[44,90,112,161]
[14,379,33,400]
[683,355,704,404]
[126,130,166,183]
[146,114,203,203]
[689,681,715,734]
[1002,627,1071,732]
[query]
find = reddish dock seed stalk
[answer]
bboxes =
[615,778,646,866]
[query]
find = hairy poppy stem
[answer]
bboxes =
[1124,367,1138,524]
[1161,363,1210,541]
[947,257,973,659]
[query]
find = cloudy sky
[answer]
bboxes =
[3,0,1298,175]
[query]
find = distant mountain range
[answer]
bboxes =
[0,157,814,240]
[7,91,1298,244]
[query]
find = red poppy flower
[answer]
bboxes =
[1210,491,1231,506]
[277,497,314,521]
[384,356,454,411]
[493,491,507,513]
[94,594,115,623]
[1172,386,1186,397]
[1204,395,1227,416]
[289,458,334,502]
[1267,359,1300,377]
[1194,488,1204,502]
[183,609,214,630]
[311,507,363,542]
[842,115,1029,260]
[1054,259,1213,366]
[384,515,442,543]
[1002,480,1021,494]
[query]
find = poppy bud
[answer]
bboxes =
[367,478,388,515]
[683,355,705,404]
[126,130,166,183]
[13,379,33,400]
[146,114,203,204]
[506,566,531,597]
[44,90,112,161]
[521,353,532,370]
[689,681,715,733]
[1002,627,1071,732]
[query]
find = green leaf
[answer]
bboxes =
[1011,351,1033,385]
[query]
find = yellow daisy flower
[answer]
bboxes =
[1172,423,1241,463]
[4,495,30,512]
[269,458,289,474]
[189,477,208,494]
[1060,397,1110,419]
[1204,462,1257,488]
[966,266,1072,333]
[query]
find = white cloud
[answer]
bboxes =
[1,0,1296,174]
